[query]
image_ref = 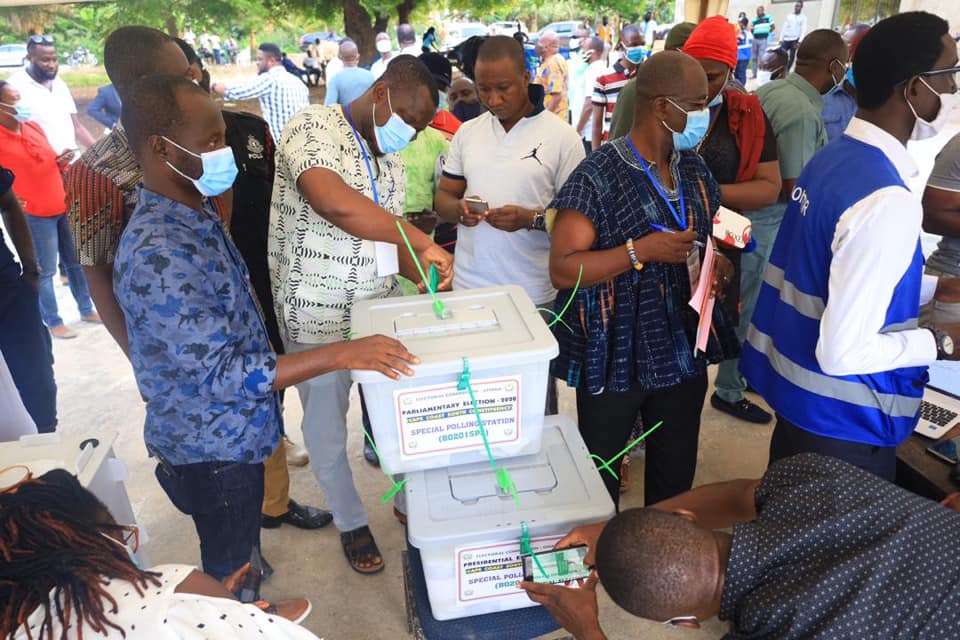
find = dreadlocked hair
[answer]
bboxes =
[0,469,161,640]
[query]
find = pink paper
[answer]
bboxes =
[688,237,716,353]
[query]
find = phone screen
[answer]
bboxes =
[928,436,960,464]
[465,198,488,215]
[522,545,591,585]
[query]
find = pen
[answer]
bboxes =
[650,223,705,247]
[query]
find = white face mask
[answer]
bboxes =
[757,69,777,86]
[376,40,392,54]
[906,77,960,141]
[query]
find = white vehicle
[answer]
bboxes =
[489,21,528,36]
[443,22,489,51]
[0,43,27,68]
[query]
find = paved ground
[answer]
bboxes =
[31,87,960,639]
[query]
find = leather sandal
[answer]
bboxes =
[340,525,385,575]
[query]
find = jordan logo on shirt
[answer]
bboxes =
[521,143,544,166]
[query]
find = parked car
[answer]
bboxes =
[489,21,528,36]
[299,31,340,51]
[529,21,588,49]
[443,22,489,51]
[0,43,27,68]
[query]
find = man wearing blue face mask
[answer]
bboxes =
[269,55,452,575]
[821,24,870,142]
[115,74,421,582]
[548,51,737,507]
[591,24,645,150]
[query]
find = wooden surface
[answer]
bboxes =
[896,426,960,501]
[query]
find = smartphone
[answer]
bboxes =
[928,436,960,464]
[464,196,489,216]
[522,545,591,585]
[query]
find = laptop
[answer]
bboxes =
[915,361,960,439]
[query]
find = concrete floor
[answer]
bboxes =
[38,105,960,640]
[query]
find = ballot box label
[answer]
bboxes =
[456,535,562,604]
[395,376,521,458]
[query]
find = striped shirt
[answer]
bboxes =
[592,62,636,142]
[223,66,310,141]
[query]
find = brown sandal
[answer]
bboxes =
[340,525,385,575]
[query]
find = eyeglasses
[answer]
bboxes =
[920,65,960,85]
[661,615,698,628]
[28,35,55,46]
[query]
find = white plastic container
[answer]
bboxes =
[350,286,559,474]
[405,416,615,620]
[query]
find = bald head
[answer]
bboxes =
[797,29,846,64]
[539,30,559,52]
[635,50,707,106]
[339,39,359,65]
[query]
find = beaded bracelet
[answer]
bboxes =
[625,238,644,271]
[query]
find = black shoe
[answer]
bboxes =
[363,440,380,467]
[710,393,773,424]
[261,499,333,530]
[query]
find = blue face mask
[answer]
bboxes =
[101,532,141,569]
[707,70,729,108]
[663,98,710,151]
[624,46,647,65]
[438,91,448,112]
[373,89,416,154]
[162,136,239,197]
[846,66,856,89]
[1,101,31,123]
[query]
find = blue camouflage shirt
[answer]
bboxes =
[114,187,281,465]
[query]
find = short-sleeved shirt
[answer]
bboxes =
[925,132,960,275]
[269,105,404,344]
[0,121,66,217]
[115,188,280,465]
[7,68,78,154]
[579,60,607,140]
[443,84,585,305]
[535,53,570,121]
[751,15,774,38]
[399,126,448,213]
[607,76,637,141]
[592,62,637,142]
[323,66,375,106]
[721,453,960,639]
[822,85,858,143]
[757,73,827,183]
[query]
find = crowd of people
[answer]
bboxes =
[3,6,960,639]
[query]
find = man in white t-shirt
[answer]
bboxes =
[640,11,658,49]
[397,23,420,56]
[8,36,95,154]
[370,32,395,79]
[574,36,607,154]
[435,36,585,412]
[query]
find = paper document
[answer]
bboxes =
[688,237,717,353]
[375,241,399,277]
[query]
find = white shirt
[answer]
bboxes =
[444,101,585,304]
[400,44,421,56]
[641,19,658,45]
[223,65,310,141]
[781,12,808,42]
[815,118,937,376]
[580,59,606,140]
[15,564,322,639]
[371,53,395,80]
[7,68,78,154]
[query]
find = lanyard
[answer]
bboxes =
[625,137,686,230]
[344,105,380,206]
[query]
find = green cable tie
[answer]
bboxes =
[546,265,583,329]
[535,307,575,334]
[361,423,408,504]
[520,520,549,580]
[591,420,665,480]
[395,220,447,319]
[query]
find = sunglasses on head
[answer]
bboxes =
[28,34,55,45]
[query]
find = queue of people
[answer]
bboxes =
[3,8,960,639]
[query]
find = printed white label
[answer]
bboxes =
[394,376,521,458]
[456,535,562,604]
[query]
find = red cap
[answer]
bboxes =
[683,15,738,69]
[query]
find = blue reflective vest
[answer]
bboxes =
[740,135,928,447]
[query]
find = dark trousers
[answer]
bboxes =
[769,415,896,481]
[0,273,57,431]
[576,372,708,508]
[155,458,265,580]
[735,59,749,86]
[781,39,800,71]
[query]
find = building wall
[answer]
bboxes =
[899,0,960,32]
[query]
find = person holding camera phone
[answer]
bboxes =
[435,36,585,413]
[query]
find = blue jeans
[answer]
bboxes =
[25,214,94,328]
[154,457,264,580]
[735,59,749,86]
[0,269,57,431]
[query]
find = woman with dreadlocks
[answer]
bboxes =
[1,469,320,640]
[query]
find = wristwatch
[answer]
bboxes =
[530,210,547,231]
[930,326,955,360]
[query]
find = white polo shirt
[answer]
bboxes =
[7,68,78,154]
[444,87,585,304]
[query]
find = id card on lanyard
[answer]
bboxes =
[626,138,701,290]
[345,106,399,277]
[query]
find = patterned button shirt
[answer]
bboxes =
[722,454,960,639]
[223,65,310,141]
[114,188,280,465]
[535,53,570,122]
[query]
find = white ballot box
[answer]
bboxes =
[0,431,150,566]
[405,415,615,620]
[351,286,559,474]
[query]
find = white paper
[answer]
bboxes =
[375,241,399,277]
[394,376,521,459]
[456,535,561,604]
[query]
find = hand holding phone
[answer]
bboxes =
[459,196,488,227]
[522,545,592,585]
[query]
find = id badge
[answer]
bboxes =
[686,247,701,291]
